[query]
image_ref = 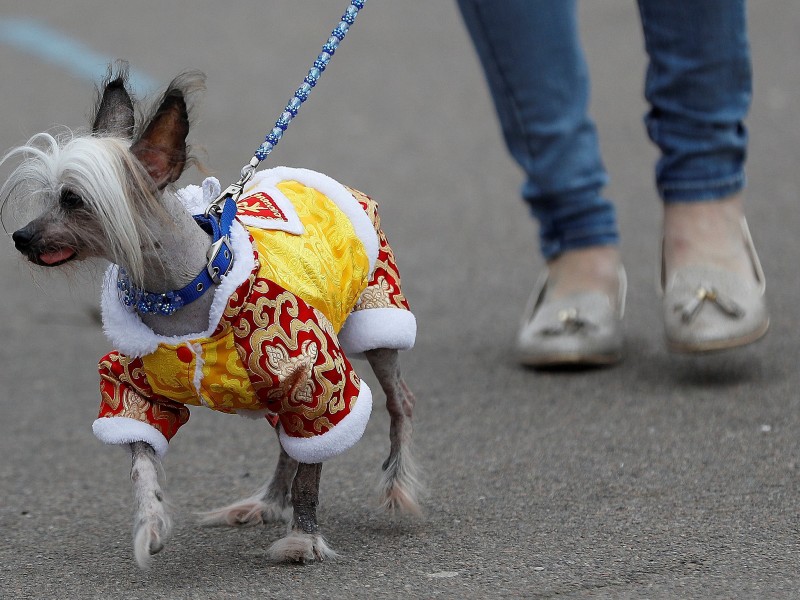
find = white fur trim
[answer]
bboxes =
[176,183,207,214]
[190,342,213,408]
[202,177,221,205]
[100,219,255,357]
[279,381,373,463]
[338,308,417,356]
[246,167,380,275]
[92,417,170,459]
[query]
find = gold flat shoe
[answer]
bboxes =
[516,267,626,367]
[662,217,769,353]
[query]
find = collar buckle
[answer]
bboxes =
[206,235,234,285]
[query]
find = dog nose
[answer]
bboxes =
[12,227,34,250]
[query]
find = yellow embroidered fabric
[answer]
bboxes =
[251,180,370,333]
[142,347,198,405]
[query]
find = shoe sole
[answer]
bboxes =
[666,317,770,354]
[517,351,622,368]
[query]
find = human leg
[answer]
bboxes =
[637,0,768,351]
[456,0,619,262]
[457,0,624,365]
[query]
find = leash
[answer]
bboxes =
[206,0,367,218]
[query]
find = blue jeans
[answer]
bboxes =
[456,0,752,259]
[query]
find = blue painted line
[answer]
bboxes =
[0,17,157,94]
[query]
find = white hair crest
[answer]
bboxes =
[1,131,162,285]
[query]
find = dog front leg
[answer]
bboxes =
[267,462,336,562]
[130,441,172,569]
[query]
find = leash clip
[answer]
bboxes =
[205,157,260,217]
[206,182,244,217]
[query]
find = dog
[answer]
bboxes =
[2,66,420,569]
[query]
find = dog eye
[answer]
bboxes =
[60,190,83,209]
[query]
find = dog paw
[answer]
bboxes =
[267,531,337,563]
[380,482,423,517]
[198,498,288,527]
[132,512,172,569]
[379,451,423,516]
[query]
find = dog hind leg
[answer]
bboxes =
[198,435,297,527]
[130,441,172,569]
[268,462,336,562]
[365,348,422,516]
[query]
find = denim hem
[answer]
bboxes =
[659,172,746,203]
[541,231,619,260]
[521,173,609,208]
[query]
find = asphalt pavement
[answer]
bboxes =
[1,1,800,598]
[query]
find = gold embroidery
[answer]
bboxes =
[100,374,122,411]
[345,187,409,311]
[121,390,152,422]
[356,277,395,310]
[312,416,334,434]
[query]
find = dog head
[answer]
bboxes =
[1,64,204,286]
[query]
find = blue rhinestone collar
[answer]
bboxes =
[117,197,237,316]
[117,273,187,316]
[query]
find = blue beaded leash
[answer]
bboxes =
[205,0,367,217]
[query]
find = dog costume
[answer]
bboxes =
[93,167,416,463]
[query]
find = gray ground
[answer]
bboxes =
[1,1,799,598]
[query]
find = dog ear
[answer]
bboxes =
[93,68,135,138]
[130,85,190,190]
